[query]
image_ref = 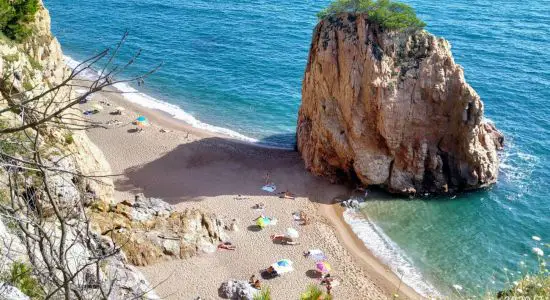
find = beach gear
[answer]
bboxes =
[256,217,267,228]
[135,115,150,126]
[315,261,331,273]
[92,104,104,111]
[261,183,276,193]
[256,216,271,228]
[307,249,327,261]
[285,228,299,239]
[271,259,294,274]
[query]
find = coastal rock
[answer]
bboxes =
[297,14,504,195]
[0,283,30,300]
[219,280,258,300]
[90,196,227,266]
[341,199,361,209]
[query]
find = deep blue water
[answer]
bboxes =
[45,0,550,297]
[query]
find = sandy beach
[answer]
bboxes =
[83,87,423,300]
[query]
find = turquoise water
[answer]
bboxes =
[45,0,550,297]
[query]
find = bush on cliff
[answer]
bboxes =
[317,0,426,30]
[0,0,40,41]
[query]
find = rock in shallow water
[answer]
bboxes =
[297,13,504,195]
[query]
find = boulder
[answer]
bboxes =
[0,283,30,300]
[219,280,258,300]
[297,13,504,195]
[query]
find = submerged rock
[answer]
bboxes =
[297,13,504,195]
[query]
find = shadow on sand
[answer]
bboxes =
[114,137,351,205]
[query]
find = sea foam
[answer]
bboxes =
[64,55,259,144]
[342,206,441,298]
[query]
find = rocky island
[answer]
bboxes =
[297,12,504,195]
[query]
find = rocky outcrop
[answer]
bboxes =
[219,280,259,300]
[90,194,227,266]
[297,14,504,195]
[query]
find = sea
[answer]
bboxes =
[44,0,550,297]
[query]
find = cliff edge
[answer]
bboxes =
[297,14,503,195]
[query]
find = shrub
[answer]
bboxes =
[0,0,40,41]
[64,132,74,145]
[317,0,426,31]
[28,55,42,70]
[0,261,44,299]
[300,284,333,300]
[23,78,33,91]
[253,287,272,300]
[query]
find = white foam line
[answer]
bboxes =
[342,207,441,298]
[64,55,292,146]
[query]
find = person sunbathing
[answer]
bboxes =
[265,266,278,278]
[217,242,236,250]
[270,234,285,240]
[279,190,296,200]
[270,235,299,245]
[320,274,333,285]
[299,211,310,225]
[253,280,261,289]
[249,275,256,285]
[252,203,265,210]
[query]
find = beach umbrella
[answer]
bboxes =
[92,104,103,111]
[272,259,294,274]
[135,115,149,126]
[315,261,331,274]
[285,228,299,239]
[256,217,267,229]
[307,249,327,261]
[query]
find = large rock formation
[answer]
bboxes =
[0,2,226,299]
[297,14,503,195]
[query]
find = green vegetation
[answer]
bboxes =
[300,284,332,300]
[253,287,272,300]
[0,0,40,41]
[489,254,550,299]
[64,132,74,145]
[0,262,44,299]
[22,78,33,91]
[3,53,19,63]
[28,55,42,70]
[317,0,426,30]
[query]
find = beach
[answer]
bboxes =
[83,87,423,300]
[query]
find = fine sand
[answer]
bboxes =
[83,87,423,300]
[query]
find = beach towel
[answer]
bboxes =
[262,184,276,193]
[307,249,327,261]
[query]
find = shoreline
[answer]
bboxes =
[320,203,423,299]
[81,81,425,299]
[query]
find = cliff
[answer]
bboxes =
[0,2,226,298]
[297,14,503,195]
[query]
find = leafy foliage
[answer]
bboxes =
[0,0,40,41]
[317,0,426,30]
[1,261,44,299]
[300,284,333,300]
[253,286,272,300]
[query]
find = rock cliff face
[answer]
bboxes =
[297,14,503,195]
[0,2,227,298]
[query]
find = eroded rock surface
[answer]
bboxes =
[90,194,227,266]
[297,14,503,195]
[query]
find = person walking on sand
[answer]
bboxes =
[263,172,271,184]
[326,281,332,295]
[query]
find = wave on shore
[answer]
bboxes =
[65,55,262,144]
[342,206,440,298]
